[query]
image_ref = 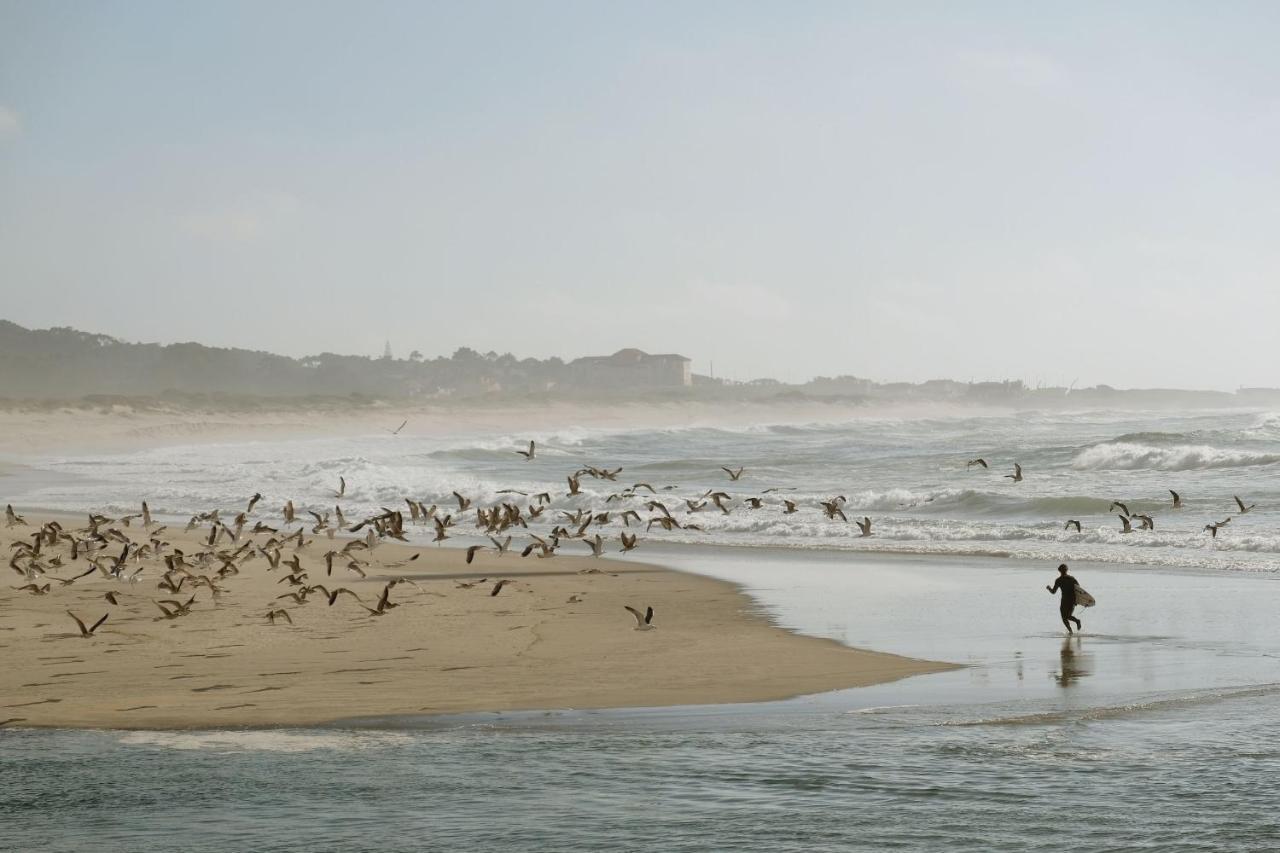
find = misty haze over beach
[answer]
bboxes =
[4,3,1280,852]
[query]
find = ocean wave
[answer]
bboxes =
[1072,442,1280,471]
[117,730,413,753]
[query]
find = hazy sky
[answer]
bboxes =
[2,2,1278,389]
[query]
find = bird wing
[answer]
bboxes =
[624,605,645,626]
[67,611,89,635]
[1235,496,1246,512]
[90,613,109,633]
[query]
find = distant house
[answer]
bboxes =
[567,348,692,389]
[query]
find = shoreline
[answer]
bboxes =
[0,512,955,730]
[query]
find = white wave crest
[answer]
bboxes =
[1072,442,1280,471]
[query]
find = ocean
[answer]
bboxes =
[3,407,1280,851]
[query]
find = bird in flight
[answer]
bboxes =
[1169,490,1183,509]
[67,611,108,638]
[387,420,408,435]
[1064,519,1082,533]
[516,441,536,460]
[335,477,346,498]
[624,605,656,631]
[1004,463,1023,483]
[966,459,988,469]
[721,466,745,481]
[1234,495,1256,514]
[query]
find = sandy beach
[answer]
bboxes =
[0,512,952,729]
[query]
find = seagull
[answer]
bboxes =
[620,532,638,552]
[783,500,798,514]
[465,545,486,565]
[104,591,123,605]
[1205,521,1229,538]
[335,477,346,498]
[624,605,655,631]
[1064,519,1082,533]
[1234,496,1256,514]
[387,419,408,435]
[14,583,50,595]
[1109,501,1129,516]
[246,493,262,514]
[266,609,293,625]
[584,534,604,557]
[1133,514,1154,530]
[490,579,513,597]
[1118,515,1132,533]
[309,585,363,607]
[566,475,582,497]
[1004,463,1023,483]
[966,459,988,469]
[516,441,536,460]
[854,517,872,537]
[721,466,745,481]
[1169,490,1183,509]
[67,611,108,638]
[5,504,27,527]
[820,499,848,522]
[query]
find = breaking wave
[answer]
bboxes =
[1072,442,1280,471]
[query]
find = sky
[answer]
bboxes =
[2,1,1279,389]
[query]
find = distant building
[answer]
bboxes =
[567,348,692,389]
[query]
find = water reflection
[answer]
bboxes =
[1053,637,1094,687]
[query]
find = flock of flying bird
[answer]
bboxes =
[966,457,1256,538]
[3,437,1266,644]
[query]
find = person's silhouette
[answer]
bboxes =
[1046,563,1083,633]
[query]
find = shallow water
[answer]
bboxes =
[5,549,1280,852]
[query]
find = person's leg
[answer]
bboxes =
[1060,606,1074,633]
[1072,610,1082,630]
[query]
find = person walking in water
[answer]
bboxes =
[1047,563,1083,634]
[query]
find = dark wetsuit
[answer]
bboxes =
[1050,574,1082,630]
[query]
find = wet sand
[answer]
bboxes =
[0,513,952,729]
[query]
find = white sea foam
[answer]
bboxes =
[1072,442,1280,471]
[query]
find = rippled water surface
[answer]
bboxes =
[6,550,1280,852]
